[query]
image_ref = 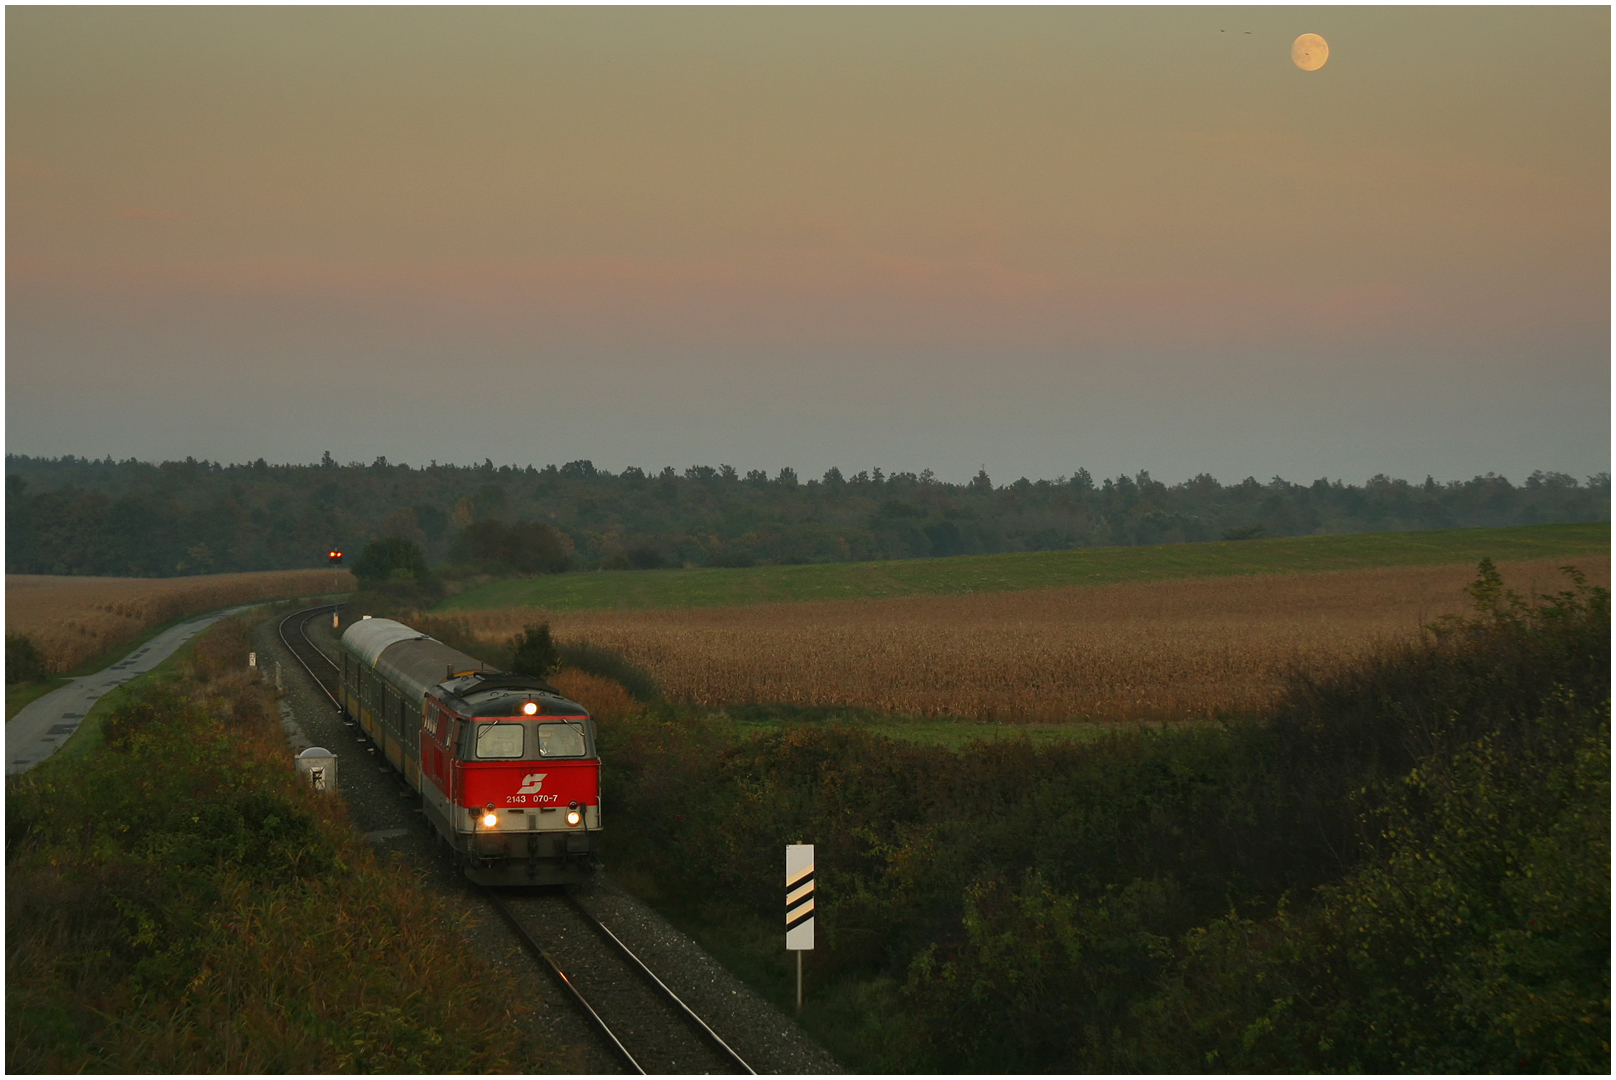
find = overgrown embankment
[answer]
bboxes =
[592,562,1609,1072]
[5,613,563,1073]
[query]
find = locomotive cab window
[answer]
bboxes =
[475,721,524,759]
[537,722,587,758]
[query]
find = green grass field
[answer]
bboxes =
[439,521,1609,613]
[737,716,1123,749]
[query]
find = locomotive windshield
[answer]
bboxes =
[471,719,593,760]
[536,723,586,758]
[475,722,524,759]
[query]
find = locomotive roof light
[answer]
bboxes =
[566,809,582,827]
[522,701,538,716]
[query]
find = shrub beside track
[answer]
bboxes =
[592,563,1610,1072]
[4,611,564,1073]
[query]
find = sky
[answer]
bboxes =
[6,6,1609,485]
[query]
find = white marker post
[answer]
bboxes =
[786,843,815,1012]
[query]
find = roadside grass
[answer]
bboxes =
[440,522,1609,613]
[6,678,69,722]
[5,568,356,672]
[7,610,233,725]
[6,607,566,1073]
[37,625,205,770]
[58,596,329,679]
[5,593,345,723]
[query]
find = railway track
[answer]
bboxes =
[486,886,757,1075]
[276,604,343,708]
[276,604,404,783]
[273,605,759,1074]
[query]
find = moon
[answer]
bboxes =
[1292,33,1329,71]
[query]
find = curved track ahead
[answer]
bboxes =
[277,605,342,710]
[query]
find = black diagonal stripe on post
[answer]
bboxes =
[786,904,815,933]
[786,867,814,890]
[786,891,814,919]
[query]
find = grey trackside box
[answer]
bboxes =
[296,746,338,793]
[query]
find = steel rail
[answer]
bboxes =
[276,605,343,712]
[564,890,759,1075]
[482,889,647,1075]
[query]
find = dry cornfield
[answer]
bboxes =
[6,569,357,672]
[451,556,1609,724]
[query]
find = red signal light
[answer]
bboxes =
[328,550,343,564]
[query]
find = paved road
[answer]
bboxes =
[6,605,258,776]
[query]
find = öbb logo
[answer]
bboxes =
[516,773,548,795]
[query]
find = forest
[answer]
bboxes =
[6,452,1608,578]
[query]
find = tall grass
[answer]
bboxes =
[448,556,1607,724]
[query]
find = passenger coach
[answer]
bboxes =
[336,616,601,884]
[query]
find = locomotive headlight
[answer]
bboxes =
[566,809,582,827]
[522,701,538,716]
[482,811,498,828]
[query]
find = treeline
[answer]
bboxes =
[6,452,1608,577]
[600,564,1610,1072]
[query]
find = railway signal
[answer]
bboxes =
[328,548,343,590]
[786,844,815,1012]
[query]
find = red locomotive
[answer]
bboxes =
[336,616,600,884]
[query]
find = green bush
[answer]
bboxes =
[509,622,559,680]
[449,519,570,575]
[1127,698,1609,1073]
[351,535,431,585]
[6,632,50,683]
[894,873,1173,1072]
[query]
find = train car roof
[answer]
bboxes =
[383,636,486,707]
[341,617,434,668]
[341,616,588,718]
